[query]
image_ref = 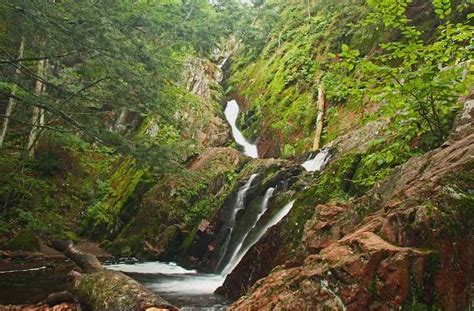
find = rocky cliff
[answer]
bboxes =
[229,99,473,310]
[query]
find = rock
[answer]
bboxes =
[230,126,474,309]
[181,57,230,148]
[301,204,350,255]
[325,118,389,156]
[256,129,281,159]
[449,98,474,140]
[184,159,300,272]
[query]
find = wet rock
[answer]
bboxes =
[184,158,299,272]
[449,99,474,140]
[230,128,474,309]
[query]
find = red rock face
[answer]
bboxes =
[256,130,281,159]
[230,123,474,308]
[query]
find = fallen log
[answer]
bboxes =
[51,240,177,311]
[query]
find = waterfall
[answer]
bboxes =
[301,148,331,172]
[224,100,258,158]
[220,199,296,276]
[218,56,229,69]
[220,187,275,276]
[215,174,258,271]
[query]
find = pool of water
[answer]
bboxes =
[0,260,229,310]
[0,265,70,305]
[106,261,229,310]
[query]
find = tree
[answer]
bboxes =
[0,0,235,165]
[0,37,24,148]
[325,0,473,147]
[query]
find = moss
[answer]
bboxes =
[64,231,80,242]
[160,225,181,255]
[81,157,146,240]
[101,149,248,259]
[7,230,41,251]
[227,0,379,156]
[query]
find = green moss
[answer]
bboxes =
[0,130,116,243]
[81,157,146,239]
[7,230,41,251]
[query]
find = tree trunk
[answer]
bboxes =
[0,37,25,148]
[51,240,177,311]
[312,83,325,151]
[27,59,47,157]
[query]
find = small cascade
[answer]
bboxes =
[220,187,275,276]
[218,56,229,69]
[215,174,258,271]
[221,200,296,276]
[224,100,258,158]
[301,148,331,172]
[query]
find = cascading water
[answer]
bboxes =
[105,197,297,309]
[224,100,258,158]
[220,199,296,276]
[219,187,275,275]
[215,174,258,270]
[218,56,229,69]
[301,148,331,172]
[104,100,322,309]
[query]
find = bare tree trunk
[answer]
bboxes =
[0,38,25,148]
[27,59,47,157]
[312,83,325,151]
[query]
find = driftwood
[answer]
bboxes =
[50,240,177,311]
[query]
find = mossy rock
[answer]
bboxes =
[160,225,182,255]
[7,230,41,251]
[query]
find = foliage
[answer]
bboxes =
[0,131,115,243]
[0,0,244,244]
[0,0,238,166]
[325,0,473,146]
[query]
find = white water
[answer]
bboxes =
[148,274,225,296]
[106,261,196,274]
[221,200,296,276]
[215,174,258,271]
[106,261,227,308]
[301,148,331,172]
[224,100,258,158]
[105,199,296,308]
[220,187,275,276]
[218,56,229,69]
